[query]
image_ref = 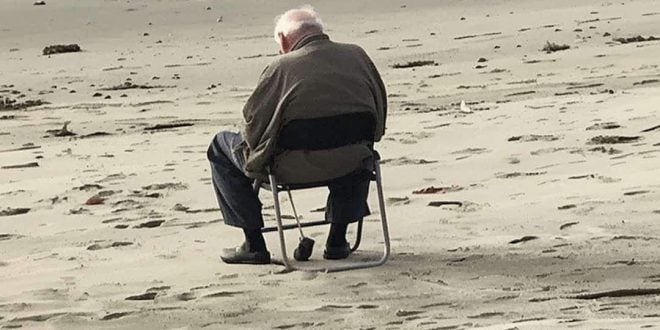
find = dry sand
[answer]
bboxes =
[1,0,660,328]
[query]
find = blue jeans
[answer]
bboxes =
[207,131,370,230]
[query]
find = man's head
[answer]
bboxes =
[273,5,324,54]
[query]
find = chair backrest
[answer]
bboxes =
[277,112,376,151]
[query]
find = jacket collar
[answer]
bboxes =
[291,33,330,51]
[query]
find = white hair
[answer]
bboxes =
[273,5,324,43]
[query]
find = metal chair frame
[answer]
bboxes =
[259,154,391,273]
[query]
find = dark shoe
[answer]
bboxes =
[323,242,351,260]
[221,241,271,265]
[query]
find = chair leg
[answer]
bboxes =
[313,161,390,273]
[269,174,293,272]
[267,160,390,273]
[373,160,391,263]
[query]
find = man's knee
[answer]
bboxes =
[207,131,232,161]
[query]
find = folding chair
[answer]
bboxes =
[255,112,391,273]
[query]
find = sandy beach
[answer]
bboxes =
[2,0,660,328]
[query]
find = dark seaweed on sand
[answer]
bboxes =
[613,35,658,44]
[391,60,437,69]
[542,41,570,53]
[43,44,81,55]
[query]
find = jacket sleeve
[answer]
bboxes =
[241,63,283,177]
[363,52,387,141]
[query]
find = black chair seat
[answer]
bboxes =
[260,168,375,191]
[277,111,376,151]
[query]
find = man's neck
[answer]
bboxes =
[289,32,327,52]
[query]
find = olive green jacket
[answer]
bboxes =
[241,34,387,183]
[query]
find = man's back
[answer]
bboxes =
[274,36,386,131]
[241,34,387,181]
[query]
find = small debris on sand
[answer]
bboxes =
[413,186,463,194]
[33,1,46,5]
[395,310,424,317]
[567,288,660,300]
[380,157,437,165]
[641,124,660,133]
[87,241,133,250]
[142,182,188,190]
[633,79,659,86]
[454,31,502,40]
[98,82,174,91]
[391,60,437,69]
[85,195,106,205]
[74,184,103,191]
[496,172,546,179]
[0,208,30,217]
[45,121,76,137]
[508,134,559,142]
[583,146,622,155]
[560,221,579,230]
[386,197,410,206]
[428,201,463,207]
[125,292,157,301]
[0,96,48,111]
[1,162,39,169]
[623,190,650,196]
[586,122,621,130]
[542,41,570,53]
[101,312,132,321]
[80,132,112,139]
[134,220,165,228]
[176,292,196,301]
[509,235,539,244]
[460,100,473,113]
[588,135,642,144]
[43,44,81,55]
[144,123,194,131]
[613,35,658,44]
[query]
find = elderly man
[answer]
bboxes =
[207,6,387,264]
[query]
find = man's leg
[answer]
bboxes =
[207,131,269,264]
[324,173,370,259]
